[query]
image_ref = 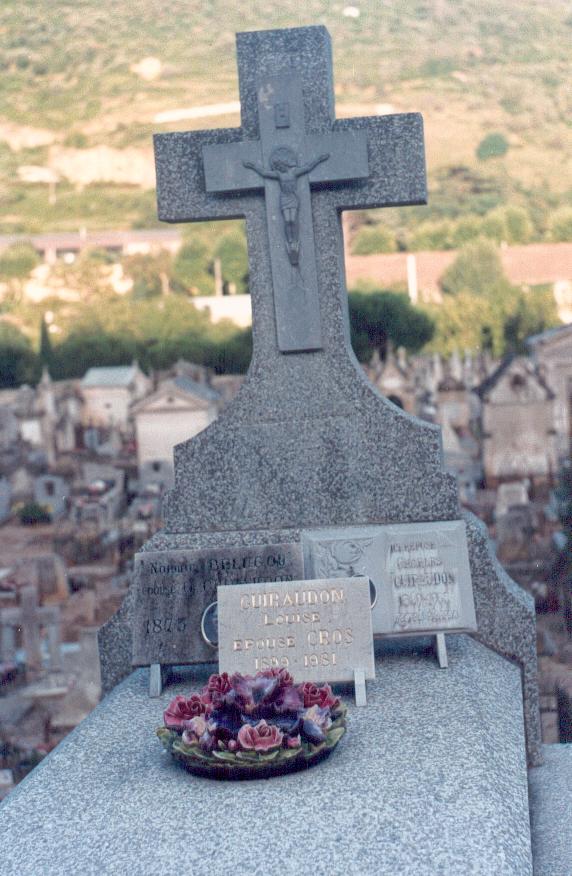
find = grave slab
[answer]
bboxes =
[529,743,572,876]
[1,636,533,876]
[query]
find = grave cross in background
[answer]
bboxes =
[154,26,427,354]
[0,586,62,674]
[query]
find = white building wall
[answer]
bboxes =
[136,408,215,470]
[82,387,131,429]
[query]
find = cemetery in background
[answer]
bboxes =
[0,2,571,817]
[0,318,571,797]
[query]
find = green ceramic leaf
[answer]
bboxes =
[236,750,259,761]
[280,747,302,760]
[326,726,346,747]
[212,750,238,762]
[257,749,280,762]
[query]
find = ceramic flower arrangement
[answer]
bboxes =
[157,669,347,780]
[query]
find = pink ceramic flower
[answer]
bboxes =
[298,682,340,710]
[201,672,232,705]
[163,694,208,730]
[237,720,283,752]
[286,734,301,749]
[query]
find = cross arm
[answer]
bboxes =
[328,113,427,210]
[154,128,257,223]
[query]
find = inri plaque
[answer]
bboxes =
[303,521,477,637]
[132,543,304,666]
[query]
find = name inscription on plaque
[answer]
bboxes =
[131,543,304,666]
[303,520,477,637]
[388,535,463,632]
[218,577,375,683]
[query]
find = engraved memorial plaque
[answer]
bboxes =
[217,577,375,683]
[132,543,304,666]
[303,521,476,637]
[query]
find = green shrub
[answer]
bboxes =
[349,291,434,360]
[19,502,51,526]
[440,238,508,297]
[352,225,396,255]
[550,207,572,242]
[476,133,509,161]
[451,216,482,247]
[0,322,38,387]
[214,230,249,294]
[0,243,40,279]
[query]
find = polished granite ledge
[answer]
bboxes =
[0,636,533,876]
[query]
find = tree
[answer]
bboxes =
[0,243,40,280]
[550,207,572,242]
[171,239,213,296]
[0,322,37,387]
[214,230,249,294]
[503,288,559,353]
[440,238,509,297]
[427,290,504,356]
[476,132,509,161]
[349,291,434,361]
[50,329,137,379]
[39,315,53,370]
[351,224,396,255]
[123,252,172,300]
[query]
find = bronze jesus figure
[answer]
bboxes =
[243,147,329,266]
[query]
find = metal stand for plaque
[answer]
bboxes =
[435,633,448,669]
[354,668,367,706]
[149,663,167,697]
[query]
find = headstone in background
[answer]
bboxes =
[496,481,530,519]
[0,769,14,802]
[0,586,62,675]
[100,24,540,767]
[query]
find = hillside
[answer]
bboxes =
[0,0,571,241]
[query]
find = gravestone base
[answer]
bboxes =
[1,636,537,876]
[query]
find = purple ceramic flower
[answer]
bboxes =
[163,694,208,730]
[237,720,283,752]
[301,705,332,745]
[230,673,280,713]
[261,667,294,687]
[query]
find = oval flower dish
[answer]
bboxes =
[157,669,347,780]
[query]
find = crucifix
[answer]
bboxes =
[154,26,427,356]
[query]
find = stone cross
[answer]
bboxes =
[154,26,426,354]
[0,586,62,673]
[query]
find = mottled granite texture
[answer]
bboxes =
[529,744,572,876]
[1,637,533,876]
[463,512,541,768]
[98,25,541,773]
[154,25,459,533]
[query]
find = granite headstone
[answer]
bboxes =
[99,24,541,766]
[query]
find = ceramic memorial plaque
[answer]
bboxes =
[303,521,476,637]
[132,544,304,666]
[217,577,375,683]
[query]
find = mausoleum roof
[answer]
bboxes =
[81,366,138,388]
